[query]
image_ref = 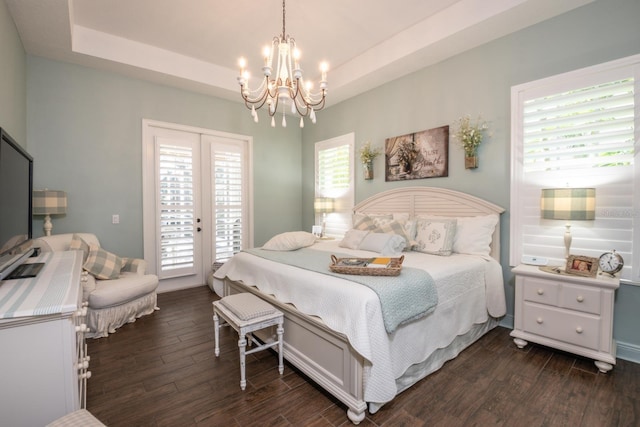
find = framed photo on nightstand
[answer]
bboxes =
[566,255,598,277]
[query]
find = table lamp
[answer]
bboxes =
[541,188,595,259]
[314,197,335,238]
[33,190,67,236]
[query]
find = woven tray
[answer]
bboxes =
[329,255,404,276]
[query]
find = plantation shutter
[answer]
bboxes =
[157,142,196,278]
[315,133,355,237]
[212,149,244,262]
[511,57,638,282]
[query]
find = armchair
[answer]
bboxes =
[34,233,159,338]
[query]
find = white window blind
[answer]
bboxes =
[213,150,243,262]
[158,143,195,274]
[315,133,355,237]
[511,55,639,283]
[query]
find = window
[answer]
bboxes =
[315,133,355,236]
[211,148,245,262]
[511,55,639,283]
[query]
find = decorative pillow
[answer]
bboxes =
[69,234,90,262]
[358,232,406,255]
[339,229,370,249]
[453,214,499,256]
[262,231,317,251]
[371,220,414,249]
[121,257,144,273]
[352,212,409,227]
[417,214,499,256]
[413,219,457,256]
[83,244,123,280]
[353,216,378,231]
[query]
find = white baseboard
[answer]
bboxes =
[615,341,640,364]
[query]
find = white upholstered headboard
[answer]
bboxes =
[353,187,505,261]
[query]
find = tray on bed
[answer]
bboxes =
[329,255,404,276]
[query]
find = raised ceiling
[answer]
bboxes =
[5,0,593,107]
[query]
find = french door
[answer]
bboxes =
[142,120,253,292]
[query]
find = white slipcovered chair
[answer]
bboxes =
[34,233,159,338]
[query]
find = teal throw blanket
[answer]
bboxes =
[244,248,438,333]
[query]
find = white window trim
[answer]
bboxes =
[510,54,640,284]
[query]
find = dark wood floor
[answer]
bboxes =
[87,286,639,426]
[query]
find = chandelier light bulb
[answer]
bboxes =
[236,0,328,127]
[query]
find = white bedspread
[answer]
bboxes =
[213,240,506,406]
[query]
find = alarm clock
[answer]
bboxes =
[598,250,624,277]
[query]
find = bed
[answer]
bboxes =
[212,186,506,424]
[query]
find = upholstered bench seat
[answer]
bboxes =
[213,293,284,390]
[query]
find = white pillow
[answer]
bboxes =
[339,229,370,250]
[414,218,457,256]
[358,233,406,256]
[453,214,499,256]
[262,231,317,251]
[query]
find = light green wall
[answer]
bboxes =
[0,0,26,144]
[26,56,302,256]
[301,0,640,354]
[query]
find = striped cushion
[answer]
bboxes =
[220,293,276,321]
[83,244,123,280]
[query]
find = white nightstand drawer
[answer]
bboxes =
[522,304,600,350]
[522,277,559,306]
[561,283,601,315]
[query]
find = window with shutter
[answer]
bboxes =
[511,55,639,282]
[315,133,355,236]
[158,143,195,274]
[212,150,244,262]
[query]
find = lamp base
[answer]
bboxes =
[564,223,572,259]
[43,214,53,237]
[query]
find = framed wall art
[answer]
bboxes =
[385,125,448,181]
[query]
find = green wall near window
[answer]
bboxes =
[26,56,302,256]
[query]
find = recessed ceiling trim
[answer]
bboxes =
[72,25,237,92]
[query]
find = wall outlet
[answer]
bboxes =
[112,214,120,224]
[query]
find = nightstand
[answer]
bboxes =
[510,264,620,373]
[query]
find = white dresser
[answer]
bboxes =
[511,264,619,373]
[0,251,90,427]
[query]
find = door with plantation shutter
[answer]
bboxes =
[143,120,253,292]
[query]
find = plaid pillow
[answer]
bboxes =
[121,257,144,273]
[69,234,90,262]
[83,244,123,280]
[373,220,414,250]
[353,216,378,231]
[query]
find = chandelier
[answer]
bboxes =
[237,0,328,128]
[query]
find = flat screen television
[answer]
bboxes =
[0,127,35,280]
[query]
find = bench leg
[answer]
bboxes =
[213,312,220,357]
[238,335,247,390]
[277,323,284,375]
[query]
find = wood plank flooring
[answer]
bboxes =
[87,286,640,426]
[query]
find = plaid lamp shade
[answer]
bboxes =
[33,190,67,215]
[314,197,335,213]
[541,188,595,220]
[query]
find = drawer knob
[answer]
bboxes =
[576,295,584,302]
[536,317,543,324]
[537,289,544,295]
[576,327,583,334]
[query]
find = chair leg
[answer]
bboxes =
[277,323,284,375]
[238,335,247,390]
[213,312,220,357]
